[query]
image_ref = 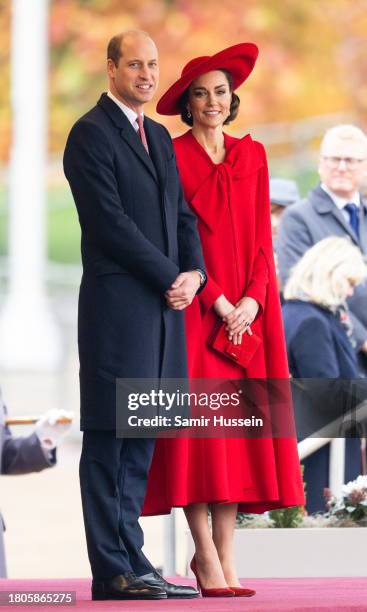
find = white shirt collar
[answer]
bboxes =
[107,90,143,130]
[321,183,360,210]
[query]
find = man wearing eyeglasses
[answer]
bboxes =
[278,124,367,369]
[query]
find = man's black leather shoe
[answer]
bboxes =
[91,572,167,600]
[139,571,199,598]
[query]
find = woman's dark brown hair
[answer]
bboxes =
[178,69,240,127]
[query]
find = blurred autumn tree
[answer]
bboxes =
[0,0,367,160]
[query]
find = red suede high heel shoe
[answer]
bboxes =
[190,557,235,598]
[229,585,256,597]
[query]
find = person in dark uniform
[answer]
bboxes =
[0,387,71,577]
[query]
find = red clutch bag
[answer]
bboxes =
[208,322,262,368]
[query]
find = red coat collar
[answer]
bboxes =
[185,132,264,232]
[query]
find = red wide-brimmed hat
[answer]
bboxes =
[157,42,259,116]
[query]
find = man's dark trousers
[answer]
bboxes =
[79,432,155,579]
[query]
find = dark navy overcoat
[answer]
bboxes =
[63,93,204,430]
[282,299,361,512]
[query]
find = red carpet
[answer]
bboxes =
[1,577,367,611]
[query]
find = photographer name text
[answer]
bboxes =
[127,415,263,428]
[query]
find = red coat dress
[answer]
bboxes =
[142,131,305,515]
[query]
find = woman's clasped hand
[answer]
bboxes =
[214,295,259,344]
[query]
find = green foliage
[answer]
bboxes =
[0,186,81,264]
[325,476,367,527]
[268,505,304,529]
[236,466,306,529]
[47,187,81,263]
[268,464,307,528]
[236,513,272,528]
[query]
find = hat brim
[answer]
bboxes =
[157,42,259,116]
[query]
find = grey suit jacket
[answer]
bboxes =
[277,184,367,348]
[0,388,56,577]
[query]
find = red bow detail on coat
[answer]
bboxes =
[190,134,263,233]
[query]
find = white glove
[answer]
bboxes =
[34,409,73,450]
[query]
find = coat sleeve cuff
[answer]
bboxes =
[244,281,267,312]
[244,248,270,314]
[198,275,223,315]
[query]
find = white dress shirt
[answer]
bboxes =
[107,90,143,132]
[321,183,360,223]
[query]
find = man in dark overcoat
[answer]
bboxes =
[277,124,367,371]
[63,30,205,600]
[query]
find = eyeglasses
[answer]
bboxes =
[322,156,366,170]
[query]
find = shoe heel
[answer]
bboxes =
[190,555,235,598]
[190,557,200,592]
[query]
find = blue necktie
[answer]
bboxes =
[344,203,360,238]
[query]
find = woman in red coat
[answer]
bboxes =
[143,44,305,596]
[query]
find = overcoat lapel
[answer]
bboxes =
[144,119,173,236]
[97,93,158,183]
[312,186,360,245]
[331,207,359,243]
[144,118,167,191]
[358,198,367,253]
[120,125,159,183]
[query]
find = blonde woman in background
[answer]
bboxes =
[282,236,367,512]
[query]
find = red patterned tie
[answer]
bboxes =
[136,112,149,154]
